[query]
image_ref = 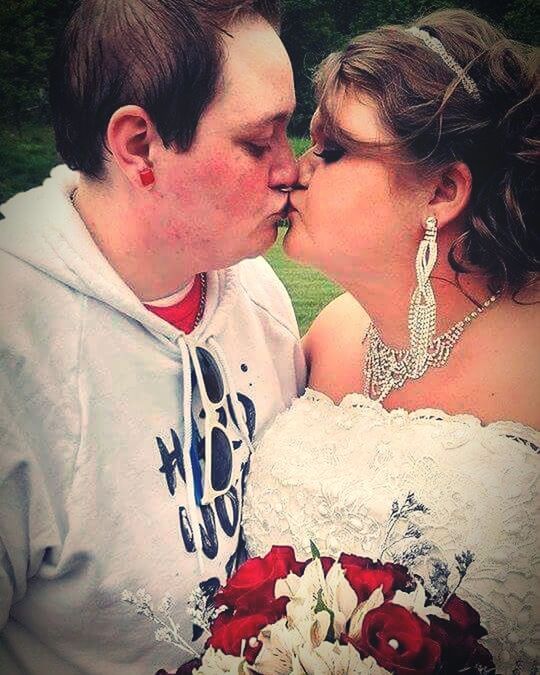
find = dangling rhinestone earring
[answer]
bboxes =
[363,213,501,403]
[407,215,438,378]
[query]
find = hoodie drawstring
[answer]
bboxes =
[177,333,253,575]
[177,337,205,573]
[207,335,254,457]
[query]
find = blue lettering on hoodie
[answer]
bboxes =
[155,390,256,561]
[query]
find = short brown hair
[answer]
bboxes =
[49,0,281,179]
[315,9,539,296]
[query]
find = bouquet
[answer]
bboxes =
[169,542,495,674]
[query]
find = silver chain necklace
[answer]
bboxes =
[193,272,207,328]
[363,291,501,403]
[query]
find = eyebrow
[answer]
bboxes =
[237,110,293,133]
[316,117,364,151]
[315,112,389,157]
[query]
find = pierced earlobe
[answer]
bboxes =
[139,167,155,189]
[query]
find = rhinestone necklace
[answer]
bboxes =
[363,291,501,403]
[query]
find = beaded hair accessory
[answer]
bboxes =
[406,26,481,101]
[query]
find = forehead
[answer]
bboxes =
[207,19,295,130]
[315,89,390,145]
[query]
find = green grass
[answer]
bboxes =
[267,228,341,335]
[0,124,61,204]
[290,136,311,157]
[0,125,337,334]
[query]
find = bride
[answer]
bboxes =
[243,9,539,673]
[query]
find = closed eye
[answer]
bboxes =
[242,141,271,159]
[313,145,345,163]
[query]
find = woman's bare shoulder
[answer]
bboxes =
[303,293,371,401]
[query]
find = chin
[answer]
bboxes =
[257,219,280,252]
[282,222,308,264]
[231,223,278,264]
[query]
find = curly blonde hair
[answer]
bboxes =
[315,9,539,296]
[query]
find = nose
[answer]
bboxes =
[269,142,299,192]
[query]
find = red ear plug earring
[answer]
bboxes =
[139,167,155,188]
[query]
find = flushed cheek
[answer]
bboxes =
[223,170,268,219]
[191,155,268,219]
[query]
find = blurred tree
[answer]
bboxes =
[502,0,540,45]
[282,0,538,135]
[0,0,536,136]
[281,0,344,134]
[0,0,75,128]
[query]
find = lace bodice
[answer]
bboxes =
[243,389,540,674]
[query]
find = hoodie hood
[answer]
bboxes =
[0,165,239,345]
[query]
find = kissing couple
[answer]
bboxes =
[0,1,538,673]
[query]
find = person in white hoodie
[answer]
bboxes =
[0,1,305,673]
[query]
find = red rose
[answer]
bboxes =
[443,594,487,639]
[319,555,336,576]
[349,603,441,674]
[214,546,305,614]
[338,553,412,603]
[428,595,493,672]
[208,611,270,658]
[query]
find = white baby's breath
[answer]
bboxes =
[122,587,199,658]
[158,593,174,614]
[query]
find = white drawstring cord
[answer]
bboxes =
[175,333,250,575]
[177,336,205,573]
[207,336,254,457]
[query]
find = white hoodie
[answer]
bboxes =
[0,166,306,674]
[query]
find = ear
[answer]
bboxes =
[427,162,472,227]
[106,105,160,188]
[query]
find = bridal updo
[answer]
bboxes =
[314,9,539,297]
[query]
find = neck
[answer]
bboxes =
[72,178,197,301]
[343,231,499,349]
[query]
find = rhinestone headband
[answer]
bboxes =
[406,26,481,101]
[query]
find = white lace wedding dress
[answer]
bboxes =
[243,389,539,674]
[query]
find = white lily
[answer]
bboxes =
[248,618,295,675]
[276,559,358,642]
[275,557,325,606]
[348,586,385,640]
[278,558,328,642]
[193,647,246,674]
[323,563,359,636]
[392,584,449,624]
[294,642,392,674]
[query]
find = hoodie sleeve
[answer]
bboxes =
[0,350,71,630]
[0,410,59,628]
[0,258,83,630]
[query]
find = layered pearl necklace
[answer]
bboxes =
[363,291,501,403]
